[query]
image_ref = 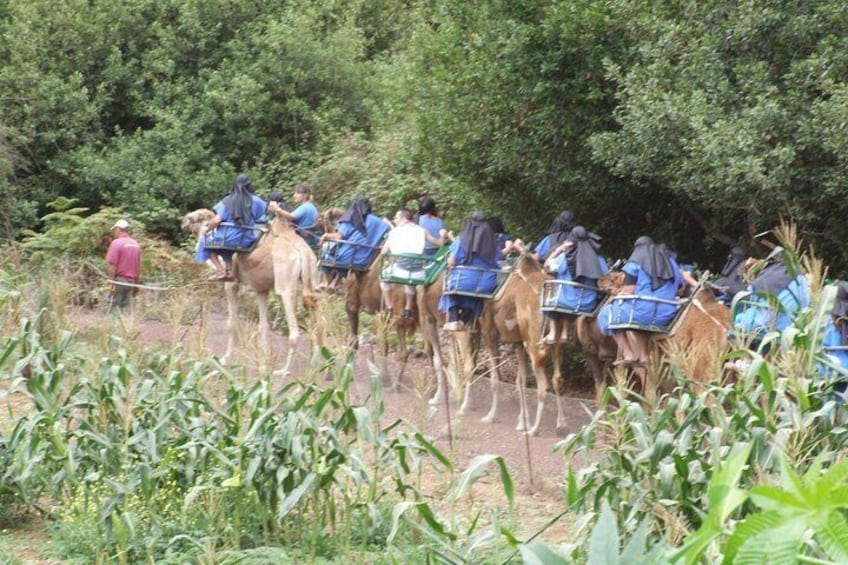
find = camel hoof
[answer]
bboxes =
[481,414,495,424]
[525,428,541,437]
[428,395,443,406]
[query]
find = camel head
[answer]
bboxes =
[599,270,625,293]
[319,207,344,233]
[181,208,216,236]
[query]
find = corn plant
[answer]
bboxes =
[1,314,459,563]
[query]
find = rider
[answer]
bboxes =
[380,207,447,318]
[439,211,500,331]
[533,210,577,263]
[267,183,320,246]
[487,216,524,264]
[732,247,809,339]
[418,196,446,257]
[197,174,268,281]
[319,196,391,289]
[542,225,608,343]
[597,236,684,365]
[821,281,848,401]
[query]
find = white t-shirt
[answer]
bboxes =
[386,222,426,255]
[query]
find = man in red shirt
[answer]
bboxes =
[105,219,142,312]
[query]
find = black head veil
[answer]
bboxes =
[221,174,255,223]
[458,211,498,264]
[750,251,793,296]
[566,226,606,281]
[834,281,848,345]
[627,236,675,291]
[339,196,372,234]
[719,246,747,277]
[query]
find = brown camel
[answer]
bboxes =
[543,272,622,404]
[450,255,566,436]
[181,209,319,363]
[344,262,418,356]
[577,282,731,403]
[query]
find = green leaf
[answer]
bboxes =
[723,511,783,565]
[277,472,316,519]
[620,518,650,564]
[587,501,620,565]
[518,542,569,565]
[450,454,513,505]
[816,510,848,563]
[733,517,805,565]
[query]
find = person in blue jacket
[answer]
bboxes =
[418,196,448,256]
[197,174,268,281]
[542,225,608,343]
[268,183,319,246]
[439,211,500,331]
[533,210,576,263]
[732,248,809,340]
[319,196,390,288]
[598,236,684,365]
[821,281,848,401]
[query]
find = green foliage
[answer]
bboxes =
[0,315,454,562]
[590,1,848,266]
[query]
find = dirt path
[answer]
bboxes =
[115,308,597,494]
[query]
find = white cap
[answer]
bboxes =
[111,219,130,230]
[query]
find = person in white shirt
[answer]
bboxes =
[380,208,446,318]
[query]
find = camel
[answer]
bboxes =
[542,272,623,404]
[577,282,731,404]
[181,209,319,364]
[448,255,566,436]
[344,262,418,357]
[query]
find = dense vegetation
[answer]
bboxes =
[1,212,848,563]
[5,1,848,562]
[3,1,848,269]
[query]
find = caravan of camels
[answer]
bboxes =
[181,178,840,437]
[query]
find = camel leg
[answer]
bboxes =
[272,278,300,341]
[255,291,272,369]
[514,347,530,432]
[480,330,501,424]
[527,342,552,437]
[456,330,477,415]
[425,318,449,406]
[223,281,240,364]
[628,331,655,403]
[550,342,567,434]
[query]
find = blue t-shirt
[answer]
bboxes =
[291,202,319,245]
[197,195,267,262]
[733,275,809,335]
[534,235,553,262]
[334,215,390,268]
[821,321,848,377]
[549,255,608,313]
[419,214,444,254]
[444,239,500,295]
[598,259,683,334]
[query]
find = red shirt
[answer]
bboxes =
[105,235,142,280]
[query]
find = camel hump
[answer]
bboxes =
[516,253,543,274]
